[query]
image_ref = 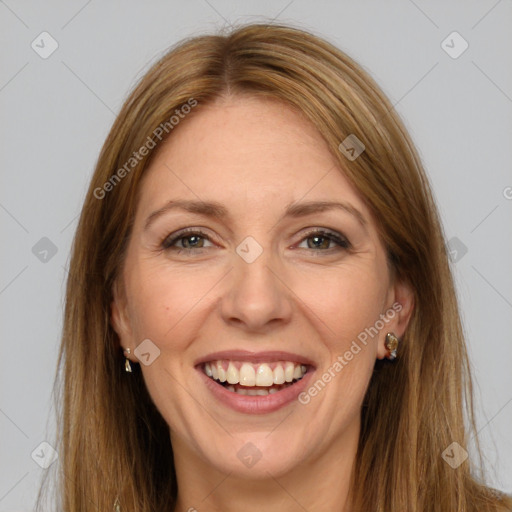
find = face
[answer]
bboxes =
[111,95,413,479]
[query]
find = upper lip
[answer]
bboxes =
[194,350,317,368]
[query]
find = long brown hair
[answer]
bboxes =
[37,22,512,511]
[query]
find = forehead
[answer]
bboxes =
[136,95,369,224]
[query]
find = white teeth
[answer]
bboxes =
[273,364,285,385]
[223,381,295,395]
[284,362,295,382]
[226,361,238,384]
[255,363,274,386]
[239,363,256,386]
[217,362,227,382]
[204,359,308,388]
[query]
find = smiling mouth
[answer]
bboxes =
[203,360,308,396]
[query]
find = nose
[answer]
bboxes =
[219,247,293,333]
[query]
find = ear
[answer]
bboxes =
[376,278,415,360]
[110,278,134,352]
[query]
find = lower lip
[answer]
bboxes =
[197,366,315,414]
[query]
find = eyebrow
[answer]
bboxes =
[144,199,368,231]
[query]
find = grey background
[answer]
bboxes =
[1,0,511,509]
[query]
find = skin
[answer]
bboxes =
[111,95,414,512]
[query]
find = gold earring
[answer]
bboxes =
[385,333,399,360]
[123,348,132,372]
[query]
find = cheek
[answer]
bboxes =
[125,261,221,348]
[295,267,385,420]
[294,262,388,351]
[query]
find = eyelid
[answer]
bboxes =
[161,226,351,253]
[295,227,351,250]
[161,227,214,249]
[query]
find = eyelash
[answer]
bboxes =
[161,227,351,255]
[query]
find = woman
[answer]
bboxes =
[38,23,512,511]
